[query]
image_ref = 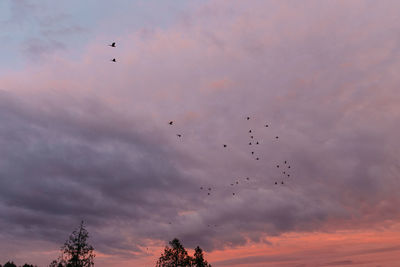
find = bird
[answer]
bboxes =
[236,181,239,184]
[200,187,203,190]
[250,136,254,139]
[251,151,255,155]
[283,171,286,174]
[281,181,284,184]
[223,144,227,148]
[246,117,250,120]
[275,136,279,139]
[256,157,259,160]
[230,183,234,186]
[284,161,287,164]
[207,193,210,195]
[232,193,236,196]
[169,121,173,125]
[275,182,278,185]
[246,177,250,180]
[249,142,252,145]
[288,166,291,168]
[265,124,269,127]
[256,141,259,145]
[208,187,211,191]
[177,134,182,138]
[111,58,116,62]
[249,130,252,133]
[109,42,116,47]
[287,174,290,177]
[277,165,280,168]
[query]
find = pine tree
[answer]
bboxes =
[156,238,193,267]
[50,221,95,267]
[61,221,95,267]
[192,247,211,267]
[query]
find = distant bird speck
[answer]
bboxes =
[111,58,116,62]
[177,134,182,138]
[169,121,173,125]
[223,144,227,148]
[109,42,116,47]
[246,117,250,120]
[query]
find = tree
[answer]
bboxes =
[3,262,16,267]
[50,221,95,267]
[156,238,193,267]
[22,264,37,267]
[192,247,211,267]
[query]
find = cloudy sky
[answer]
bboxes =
[1,1,400,266]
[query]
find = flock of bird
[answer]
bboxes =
[168,116,294,199]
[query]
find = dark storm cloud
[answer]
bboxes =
[0,90,198,254]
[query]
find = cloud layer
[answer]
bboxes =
[1,0,400,266]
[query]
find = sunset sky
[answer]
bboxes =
[1,1,400,266]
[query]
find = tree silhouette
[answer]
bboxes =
[156,238,193,267]
[50,221,95,267]
[192,247,211,267]
[156,239,211,267]
[3,262,16,267]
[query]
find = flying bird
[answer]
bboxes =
[176,134,182,138]
[249,142,252,145]
[251,151,254,155]
[111,58,116,62]
[281,181,284,184]
[277,165,280,168]
[200,187,203,190]
[223,144,227,148]
[284,161,287,164]
[249,130,252,133]
[275,182,278,185]
[246,177,250,180]
[256,157,259,160]
[169,121,173,125]
[250,136,254,139]
[265,124,269,127]
[246,116,250,120]
[109,42,116,47]
[275,136,279,139]
[256,141,259,145]
[233,193,236,196]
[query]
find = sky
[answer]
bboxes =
[1,0,400,266]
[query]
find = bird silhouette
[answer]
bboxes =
[207,193,210,195]
[223,144,227,147]
[251,151,255,155]
[288,166,291,168]
[256,141,259,145]
[281,181,284,184]
[284,161,287,164]
[109,42,116,47]
[246,117,250,120]
[256,157,259,160]
[275,182,278,185]
[287,174,290,177]
[275,136,279,139]
[111,58,116,62]
[169,121,173,125]
[249,130,252,133]
[208,187,211,191]
[200,187,203,190]
[249,142,252,145]
[177,134,182,138]
[246,177,250,180]
[250,136,254,139]
[236,181,239,184]
[233,193,236,195]
[277,165,280,168]
[265,124,269,127]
